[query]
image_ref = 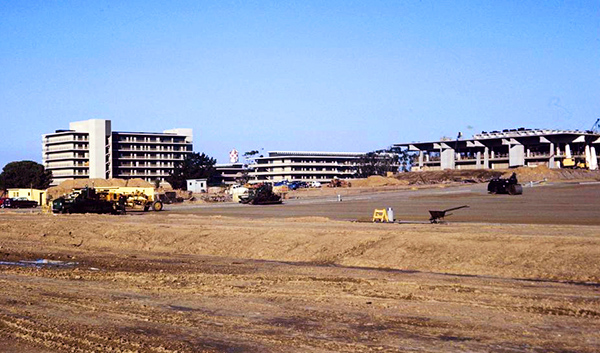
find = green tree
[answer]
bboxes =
[0,161,53,190]
[355,147,411,178]
[166,153,217,190]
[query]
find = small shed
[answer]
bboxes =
[7,188,47,205]
[186,179,207,193]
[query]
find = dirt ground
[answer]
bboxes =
[173,182,600,225]
[0,184,599,352]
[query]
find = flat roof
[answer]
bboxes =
[267,151,365,157]
[113,131,190,137]
[395,128,600,147]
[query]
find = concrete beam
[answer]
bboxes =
[467,140,485,147]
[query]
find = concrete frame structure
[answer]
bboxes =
[395,128,600,171]
[43,119,193,186]
[249,151,366,183]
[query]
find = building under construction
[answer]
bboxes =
[395,128,600,171]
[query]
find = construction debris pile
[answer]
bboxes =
[351,175,410,187]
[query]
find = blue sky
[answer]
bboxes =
[1,0,599,166]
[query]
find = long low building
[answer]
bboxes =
[249,151,366,183]
[43,119,193,186]
[215,163,247,185]
[395,128,600,171]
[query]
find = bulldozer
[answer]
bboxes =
[487,172,523,195]
[562,157,588,169]
[52,186,163,214]
[52,187,125,214]
[239,184,282,205]
[95,187,164,212]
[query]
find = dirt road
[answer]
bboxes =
[0,197,599,353]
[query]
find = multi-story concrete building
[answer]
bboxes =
[249,151,366,183]
[43,119,193,186]
[396,128,600,171]
[215,163,247,185]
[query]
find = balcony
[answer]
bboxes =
[117,155,184,161]
[46,162,88,169]
[116,146,190,152]
[115,139,189,145]
[43,154,88,161]
[117,164,173,168]
[250,170,349,176]
[44,137,88,145]
[50,171,89,177]
[43,145,88,153]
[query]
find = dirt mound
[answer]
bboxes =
[351,175,410,187]
[2,214,600,283]
[47,178,154,199]
[395,170,503,185]
[504,165,600,182]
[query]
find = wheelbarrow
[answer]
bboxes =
[429,205,469,223]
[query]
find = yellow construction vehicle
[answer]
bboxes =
[96,187,163,212]
[562,158,588,169]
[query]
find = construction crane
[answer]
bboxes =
[590,118,600,133]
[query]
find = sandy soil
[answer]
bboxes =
[0,193,599,353]
[173,182,600,226]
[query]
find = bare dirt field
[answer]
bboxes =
[0,183,599,352]
[174,182,600,225]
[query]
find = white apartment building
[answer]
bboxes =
[215,163,247,185]
[249,151,366,183]
[43,119,193,186]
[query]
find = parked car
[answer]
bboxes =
[2,197,38,208]
[273,180,289,187]
[309,181,322,188]
[288,181,308,190]
[0,198,7,207]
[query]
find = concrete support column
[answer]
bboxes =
[509,144,525,168]
[418,151,424,169]
[483,147,490,169]
[526,148,531,158]
[585,145,592,168]
[440,148,456,170]
[476,151,482,169]
[549,143,555,169]
[565,144,572,158]
[425,154,430,162]
[591,146,598,170]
